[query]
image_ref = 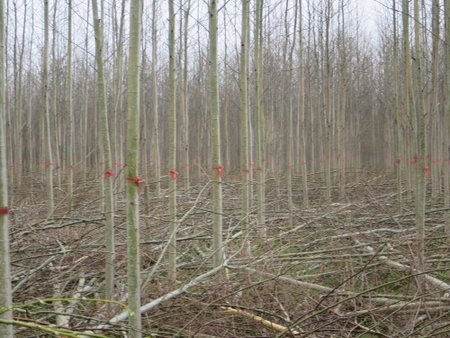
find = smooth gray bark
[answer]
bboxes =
[92,0,115,304]
[0,0,13,333]
[168,0,177,283]
[209,0,224,268]
[126,0,143,335]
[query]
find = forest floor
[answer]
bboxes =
[7,171,450,337]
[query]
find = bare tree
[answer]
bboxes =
[445,0,450,239]
[323,0,332,204]
[413,0,426,272]
[297,0,309,209]
[402,0,414,198]
[393,0,403,210]
[126,0,143,335]
[430,0,440,199]
[43,0,54,215]
[66,0,74,210]
[254,0,266,233]
[209,0,224,269]
[180,0,191,189]
[168,0,177,283]
[151,0,161,197]
[92,0,116,303]
[0,0,13,333]
[240,0,250,256]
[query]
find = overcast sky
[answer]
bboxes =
[360,0,379,31]
[4,0,391,68]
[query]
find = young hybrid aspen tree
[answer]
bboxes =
[288,1,297,226]
[43,0,54,215]
[66,0,74,210]
[51,2,61,189]
[168,0,177,283]
[445,0,450,238]
[111,0,126,173]
[151,0,161,197]
[0,0,13,333]
[393,0,403,210]
[180,0,191,190]
[296,0,309,209]
[430,0,440,199]
[323,0,332,204]
[413,0,426,272]
[254,0,266,232]
[82,6,89,180]
[92,0,115,303]
[12,1,26,182]
[209,0,224,268]
[240,0,251,256]
[26,7,34,174]
[402,0,414,198]
[126,0,143,335]
[337,0,346,200]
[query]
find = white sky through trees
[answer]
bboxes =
[3,0,387,81]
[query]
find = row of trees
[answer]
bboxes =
[1,0,450,336]
[2,1,447,198]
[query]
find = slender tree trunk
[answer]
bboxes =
[430,0,440,199]
[297,0,309,208]
[445,0,450,239]
[82,3,90,180]
[324,0,332,204]
[209,0,224,269]
[223,11,231,171]
[0,0,13,333]
[168,0,178,283]
[27,7,34,174]
[337,0,346,200]
[51,1,61,189]
[402,0,414,200]
[66,0,74,211]
[12,1,22,184]
[126,0,143,335]
[152,0,161,198]
[92,0,115,304]
[43,0,54,215]
[239,0,251,256]
[288,1,298,226]
[254,0,266,233]
[393,0,403,211]
[181,0,191,189]
[111,0,125,177]
[413,0,426,272]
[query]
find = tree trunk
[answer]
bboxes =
[254,0,266,234]
[151,0,161,197]
[393,0,403,211]
[167,0,178,283]
[402,0,414,200]
[445,0,450,239]
[0,0,13,333]
[92,0,116,304]
[296,0,309,209]
[181,0,191,189]
[43,0,54,215]
[66,0,74,211]
[126,0,143,335]
[323,0,332,204]
[209,0,224,269]
[430,0,440,199]
[413,0,426,272]
[240,0,251,256]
